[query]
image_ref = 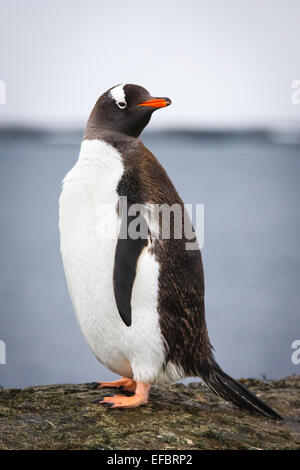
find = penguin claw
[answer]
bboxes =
[94,377,136,392]
[101,402,113,407]
[90,382,101,390]
[93,398,104,404]
[93,395,115,404]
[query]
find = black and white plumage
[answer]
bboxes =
[59,84,281,417]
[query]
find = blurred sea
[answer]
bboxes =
[0,129,300,388]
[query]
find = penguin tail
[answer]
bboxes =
[199,359,282,420]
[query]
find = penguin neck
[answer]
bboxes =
[83,113,140,156]
[84,123,138,148]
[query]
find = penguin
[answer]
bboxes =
[59,84,281,418]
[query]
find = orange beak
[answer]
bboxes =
[137,97,171,108]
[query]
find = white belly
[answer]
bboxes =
[59,139,166,384]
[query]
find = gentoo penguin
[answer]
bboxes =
[59,84,280,418]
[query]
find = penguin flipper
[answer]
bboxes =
[113,213,148,327]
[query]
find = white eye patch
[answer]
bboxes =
[110,84,127,109]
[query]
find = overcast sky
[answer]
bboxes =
[0,0,300,129]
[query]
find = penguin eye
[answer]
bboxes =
[117,101,126,109]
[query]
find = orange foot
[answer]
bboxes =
[91,376,136,392]
[95,382,151,409]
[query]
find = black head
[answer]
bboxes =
[85,84,171,138]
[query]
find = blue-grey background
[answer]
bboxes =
[0,0,300,388]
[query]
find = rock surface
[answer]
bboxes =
[0,375,299,450]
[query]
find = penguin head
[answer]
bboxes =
[88,84,171,138]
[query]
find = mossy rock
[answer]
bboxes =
[0,375,299,450]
